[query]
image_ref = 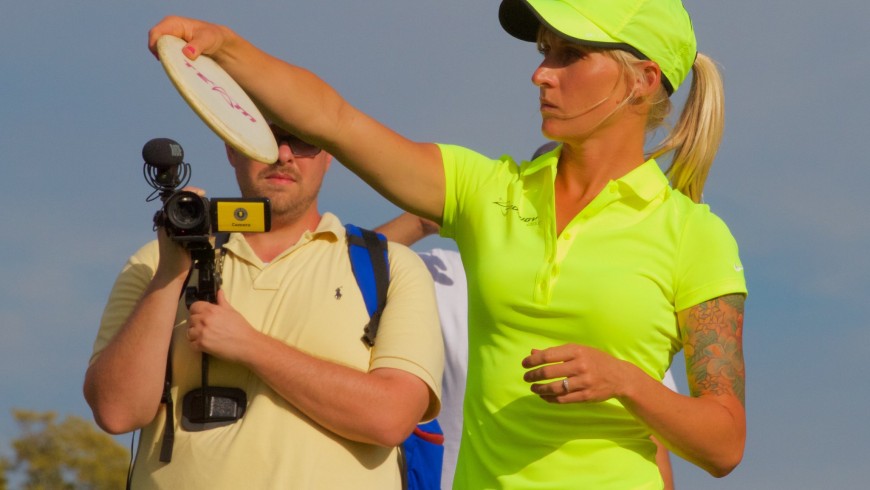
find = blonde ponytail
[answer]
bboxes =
[648,53,725,203]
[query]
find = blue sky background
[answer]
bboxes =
[1,1,869,487]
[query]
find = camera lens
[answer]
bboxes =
[165,191,208,232]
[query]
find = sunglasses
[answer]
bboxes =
[270,126,322,157]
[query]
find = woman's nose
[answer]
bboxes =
[531,63,552,87]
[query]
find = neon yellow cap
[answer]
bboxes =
[499,0,697,94]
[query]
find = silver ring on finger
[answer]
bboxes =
[562,378,570,394]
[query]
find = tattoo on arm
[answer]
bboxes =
[681,294,745,405]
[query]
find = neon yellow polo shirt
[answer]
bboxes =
[91,213,443,489]
[439,144,746,490]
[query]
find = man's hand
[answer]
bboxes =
[187,290,258,363]
[153,186,207,282]
[153,225,192,283]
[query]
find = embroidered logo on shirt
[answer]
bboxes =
[494,200,538,224]
[334,287,343,300]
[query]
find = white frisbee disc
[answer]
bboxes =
[156,35,278,164]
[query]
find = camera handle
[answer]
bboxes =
[185,245,221,417]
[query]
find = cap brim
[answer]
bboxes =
[498,0,674,94]
[500,0,617,45]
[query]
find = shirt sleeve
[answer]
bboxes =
[369,243,445,421]
[89,241,162,365]
[674,206,748,311]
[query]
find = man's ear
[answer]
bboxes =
[225,143,238,168]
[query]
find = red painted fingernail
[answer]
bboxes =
[183,45,196,57]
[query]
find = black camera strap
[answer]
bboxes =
[157,263,193,463]
[157,345,175,463]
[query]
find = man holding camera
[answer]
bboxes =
[84,126,444,489]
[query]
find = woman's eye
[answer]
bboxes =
[547,49,582,66]
[565,49,586,60]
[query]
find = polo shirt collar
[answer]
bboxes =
[522,149,669,204]
[617,159,670,203]
[312,212,346,240]
[521,145,561,176]
[221,212,345,264]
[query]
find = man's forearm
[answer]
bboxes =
[84,274,186,434]
[240,332,431,447]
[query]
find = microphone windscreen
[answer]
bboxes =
[142,138,184,169]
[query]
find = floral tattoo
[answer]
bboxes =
[682,294,745,405]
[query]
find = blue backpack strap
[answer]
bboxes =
[346,223,443,490]
[345,224,389,346]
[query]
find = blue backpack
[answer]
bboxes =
[345,224,444,490]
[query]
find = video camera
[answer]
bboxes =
[142,137,271,246]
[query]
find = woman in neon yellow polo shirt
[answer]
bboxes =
[148,1,747,488]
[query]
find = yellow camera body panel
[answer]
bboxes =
[212,198,271,233]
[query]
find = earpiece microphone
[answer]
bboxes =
[546,88,635,121]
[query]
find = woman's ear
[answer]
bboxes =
[633,60,662,100]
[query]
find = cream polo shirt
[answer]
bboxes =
[91,212,443,489]
[438,144,746,490]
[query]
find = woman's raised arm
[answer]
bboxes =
[147,16,446,222]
